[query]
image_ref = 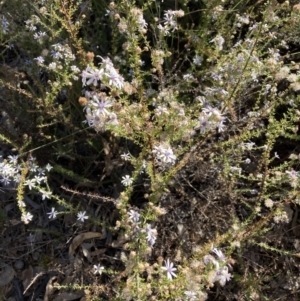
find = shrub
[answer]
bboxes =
[1,0,300,300]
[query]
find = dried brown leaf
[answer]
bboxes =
[69,232,105,258]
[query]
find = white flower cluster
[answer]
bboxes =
[116,7,147,35]
[80,57,124,132]
[210,35,225,51]
[152,144,176,165]
[127,209,157,248]
[157,9,185,36]
[0,154,53,224]
[203,247,232,286]
[142,223,157,247]
[31,42,79,81]
[84,91,118,132]
[0,155,52,191]
[25,15,41,32]
[25,13,79,73]
[161,258,209,301]
[81,56,124,90]
[131,7,147,33]
[50,43,76,63]
[285,170,299,188]
[46,43,79,80]
[0,155,21,186]
[195,103,226,134]
[33,31,46,41]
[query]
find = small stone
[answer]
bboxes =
[14,260,24,270]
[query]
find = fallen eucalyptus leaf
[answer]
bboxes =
[69,232,105,258]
